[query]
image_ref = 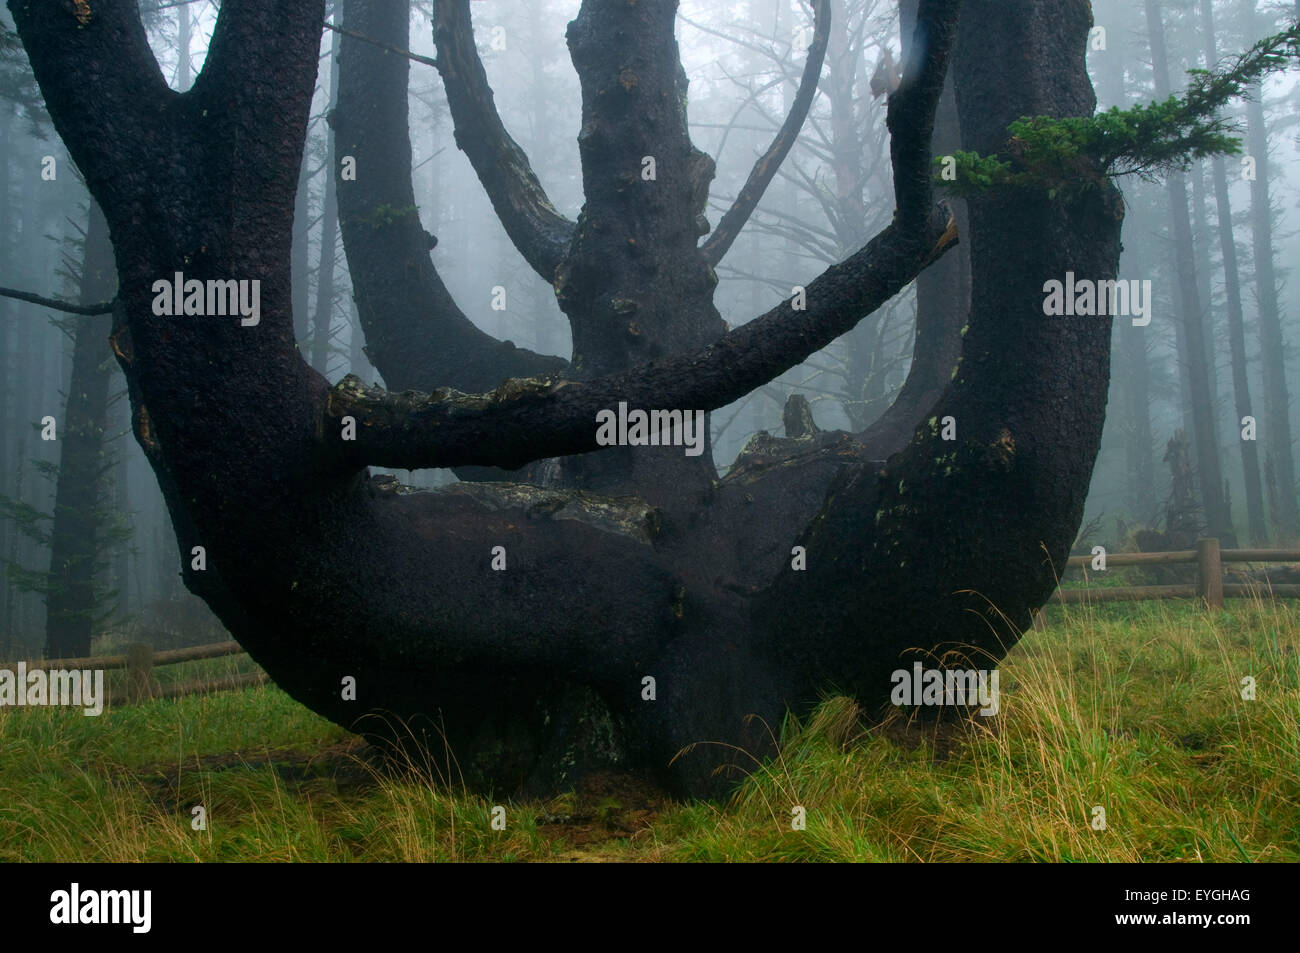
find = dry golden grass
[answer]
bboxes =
[1,593,1295,861]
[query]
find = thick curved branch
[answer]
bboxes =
[324,202,956,472]
[7,0,174,212]
[759,0,1121,708]
[336,0,566,394]
[889,0,958,230]
[192,0,327,134]
[432,0,575,281]
[194,2,323,97]
[0,286,114,315]
[701,0,832,266]
[859,0,969,455]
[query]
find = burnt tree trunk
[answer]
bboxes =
[11,0,1121,797]
[759,0,1122,707]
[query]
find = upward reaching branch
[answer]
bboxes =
[7,0,174,213]
[336,0,567,394]
[888,0,956,230]
[193,0,330,162]
[323,0,962,474]
[432,0,576,281]
[700,0,832,266]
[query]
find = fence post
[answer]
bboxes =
[1196,537,1223,610]
[126,643,154,701]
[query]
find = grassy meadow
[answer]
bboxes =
[2,590,1297,862]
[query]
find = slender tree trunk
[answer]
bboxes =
[44,201,117,658]
[1145,0,1233,544]
[1242,0,1299,542]
[1093,19,1157,521]
[1123,310,1158,520]
[8,160,41,647]
[111,388,132,618]
[176,2,192,91]
[1193,163,1234,530]
[310,32,340,376]
[1191,161,1225,454]
[291,162,311,347]
[1203,0,1267,544]
[0,108,11,655]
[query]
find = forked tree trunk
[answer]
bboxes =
[11,0,1121,796]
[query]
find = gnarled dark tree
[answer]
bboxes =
[8,0,1121,797]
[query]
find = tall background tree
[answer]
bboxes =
[42,200,125,659]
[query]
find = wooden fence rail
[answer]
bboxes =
[7,538,1298,691]
[1034,537,1300,628]
[0,640,265,706]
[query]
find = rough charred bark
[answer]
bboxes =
[758,0,1123,709]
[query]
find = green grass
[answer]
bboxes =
[2,593,1297,862]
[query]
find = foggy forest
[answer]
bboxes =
[0,0,1298,872]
